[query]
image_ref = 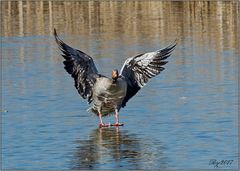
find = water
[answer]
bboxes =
[1,1,239,170]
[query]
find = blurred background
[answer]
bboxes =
[1,1,239,170]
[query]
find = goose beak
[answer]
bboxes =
[112,69,119,82]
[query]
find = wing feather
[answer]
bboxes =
[120,41,177,107]
[54,29,99,103]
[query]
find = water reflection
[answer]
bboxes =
[1,1,239,55]
[72,128,167,169]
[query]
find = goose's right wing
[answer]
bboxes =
[54,29,99,103]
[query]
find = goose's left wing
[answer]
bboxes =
[120,41,177,107]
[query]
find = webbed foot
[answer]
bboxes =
[99,123,111,128]
[111,123,124,127]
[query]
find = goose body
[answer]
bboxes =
[91,76,127,116]
[54,29,176,127]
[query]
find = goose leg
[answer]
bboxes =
[98,113,110,128]
[111,110,124,127]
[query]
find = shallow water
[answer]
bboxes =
[1,1,239,170]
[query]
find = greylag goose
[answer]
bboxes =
[54,29,176,127]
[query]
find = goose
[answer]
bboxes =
[54,29,176,127]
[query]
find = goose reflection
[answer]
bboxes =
[71,128,167,170]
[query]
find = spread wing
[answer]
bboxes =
[54,29,99,103]
[120,41,177,107]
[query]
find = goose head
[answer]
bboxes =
[112,69,119,83]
